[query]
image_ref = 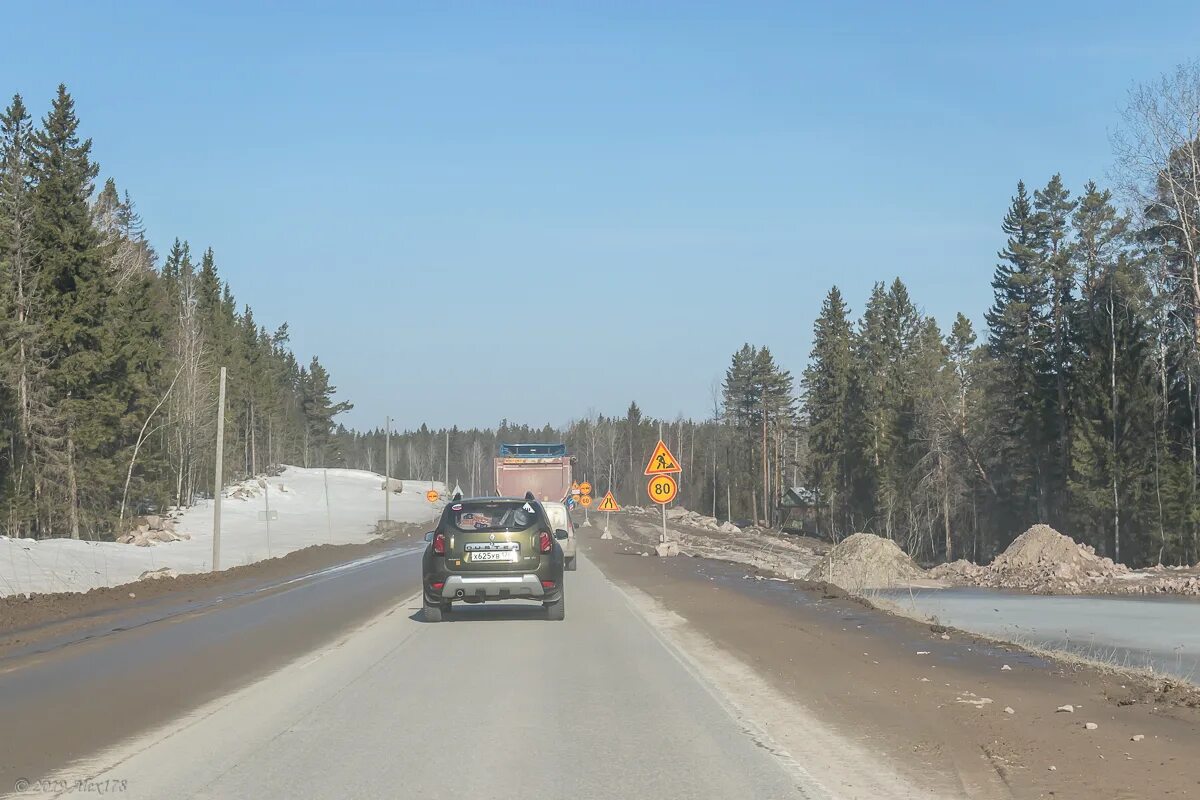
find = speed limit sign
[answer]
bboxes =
[646,474,678,505]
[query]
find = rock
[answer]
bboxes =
[1084,722,1099,731]
[655,542,680,557]
[640,552,649,557]
[599,531,613,540]
[1004,706,1015,714]
[139,567,179,581]
[1057,704,1075,713]
[1001,664,1012,671]
[1131,734,1145,742]
[940,633,950,640]
[145,514,162,529]
[128,593,136,598]
[1048,766,1056,771]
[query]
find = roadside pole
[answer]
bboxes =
[644,437,681,545]
[212,366,226,572]
[659,424,666,543]
[324,467,332,544]
[384,416,391,523]
[264,479,271,557]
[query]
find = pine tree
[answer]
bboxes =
[0,94,40,532]
[986,181,1053,528]
[1033,174,1077,517]
[803,287,854,535]
[30,84,110,538]
[300,356,353,468]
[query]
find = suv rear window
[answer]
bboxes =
[449,501,543,532]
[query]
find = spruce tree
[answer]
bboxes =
[986,181,1052,528]
[803,287,854,534]
[30,85,109,538]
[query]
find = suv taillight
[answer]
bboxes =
[433,532,446,555]
[539,530,552,554]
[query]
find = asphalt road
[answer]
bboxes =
[4,551,809,800]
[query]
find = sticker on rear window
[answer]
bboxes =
[452,504,463,511]
[522,502,534,513]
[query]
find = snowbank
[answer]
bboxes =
[0,467,445,598]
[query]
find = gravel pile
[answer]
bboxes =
[805,533,927,591]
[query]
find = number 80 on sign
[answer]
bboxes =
[646,474,678,505]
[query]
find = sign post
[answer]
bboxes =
[426,487,440,525]
[596,490,620,535]
[644,439,682,543]
[579,481,592,526]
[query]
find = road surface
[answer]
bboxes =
[2,548,812,799]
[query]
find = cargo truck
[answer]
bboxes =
[494,443,575,501]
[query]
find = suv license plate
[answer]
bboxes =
[470,551,518,563]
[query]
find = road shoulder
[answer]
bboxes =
[582,522,1200,800]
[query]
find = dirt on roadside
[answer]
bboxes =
[583,516,1200,800]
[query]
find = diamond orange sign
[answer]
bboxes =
[644,440,681,475]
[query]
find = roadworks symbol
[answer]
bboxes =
[596,491,620,512]
[644,440,682,475]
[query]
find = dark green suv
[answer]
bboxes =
[422,497,567,622]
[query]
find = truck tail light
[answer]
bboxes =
[433,533,446,555]
[539,530,552,553]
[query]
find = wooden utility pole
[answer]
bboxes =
[385,416,391,523]
[212,366,226,572]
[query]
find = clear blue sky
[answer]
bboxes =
[4,1,1198,431]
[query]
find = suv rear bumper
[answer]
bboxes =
[433,573,561,602]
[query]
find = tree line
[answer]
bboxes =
[0,86,350,540]
[344,64,1200,569]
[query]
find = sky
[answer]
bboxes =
[4,1,1199,431]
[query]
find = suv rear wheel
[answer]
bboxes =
[423,596,449,622]
[544,588,566,621]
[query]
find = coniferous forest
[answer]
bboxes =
[336,65,1200,570]
[0,86,350,540]
[7,64,1200,571]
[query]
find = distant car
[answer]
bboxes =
[422,497,567,622]
[541,501,577,571]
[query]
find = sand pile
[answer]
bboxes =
[932,524,1129,594]
[805,533,927,590]
[986,524,1127,592]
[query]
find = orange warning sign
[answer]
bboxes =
[579,494,593,507]
[426,489,440,503]
[596,491,621,512]
[579,481,593,496]
[644,440,682,475]
[647,474,678,504]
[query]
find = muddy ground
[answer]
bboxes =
[584,516,1200,800]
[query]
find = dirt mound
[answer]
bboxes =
[928,559,988,581]
[805,533,926,591]
[986,524,1127,593]
[932,524,1131,594]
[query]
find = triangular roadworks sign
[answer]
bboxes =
[596,491,621,512]
[644,440,682,475]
